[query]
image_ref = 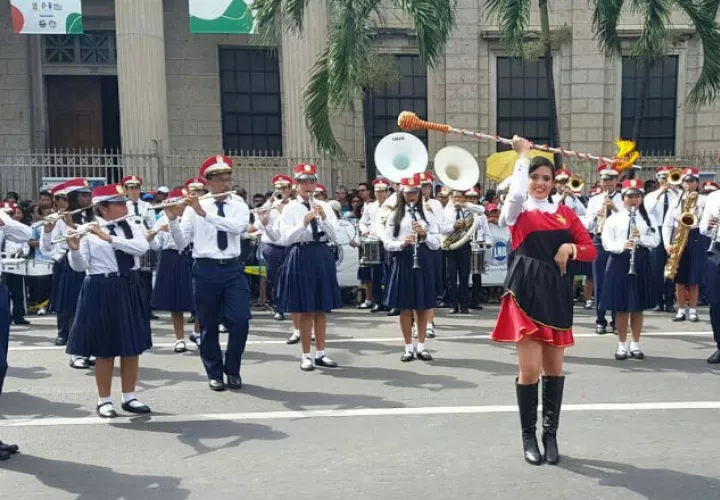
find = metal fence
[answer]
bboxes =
[0,149,368,201]
[1,148,719,202]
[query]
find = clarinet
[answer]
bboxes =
[408,203,421,270]
[628,207,638,275]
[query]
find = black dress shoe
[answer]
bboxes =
[0,441,19,454]
[0,449,11,461]
[707,350,720,364]
[449,306,460,314]
[652,305,664,312]
[209,379,226,391]
[371,304,386,313]
[13,319,30,325]
[227,375,243,389]
[387,308,400,316]
[460,307,470,314]
[54,336,67,346]
[416,350,433,361]
[315,355,338,368]
[401,351,414,362]
[121,399,151,414]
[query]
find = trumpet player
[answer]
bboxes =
[582,164,622,334]
[466,188,492,309]
[599,180,660,360]
[644,166,679,313]
[381,174,441,362]
[357,178,391,312]
[698,186,720,364]
[276,164,343,371]
[551,169,586,216]
[662,167,707,322]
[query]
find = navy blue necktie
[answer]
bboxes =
[663,191,669,221]
[304,202,320,241]
[456,207,462,220]
[133,202,140,216]
[107,224,133,277]
[215,201,228,250]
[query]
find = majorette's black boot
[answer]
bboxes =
[541,375,565,465]
[516,378,542,465]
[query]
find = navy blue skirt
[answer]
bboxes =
[599,247,654,312]
[151,250,194,312]
[357,262,372,282]
[48,258,64,312]
[568,259,593,278]
[674,228,710,285]
[384,245,438,311]
[277,242,343,313]
[49,257,85,316]
[67,273,152,358]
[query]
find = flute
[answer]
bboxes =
[31,206,89,228]
[51,213,135,244]
[150,191,235,209]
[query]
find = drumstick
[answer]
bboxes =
[397,111,642,170]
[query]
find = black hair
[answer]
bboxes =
[392,191,428,238]
[93,201,132,236]
[529,156,555,175]
[39,190,52,198]
[68,191,94,223]
[623,190,652,227]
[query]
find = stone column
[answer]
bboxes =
[280,2,330,158]
[115,0,169,184]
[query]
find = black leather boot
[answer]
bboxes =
[516,378,542,465]
[541,375,565,465]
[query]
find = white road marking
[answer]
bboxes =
[7,330,714,351]
[1,401,719,428]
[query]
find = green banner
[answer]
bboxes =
[10,0,83,34]
[189,0,255,34]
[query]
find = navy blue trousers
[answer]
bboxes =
[592,237,616,327]
[192,259,251,380]
[139,269,153,314]
[371,263,384,302]
[261,244,287,313]
[0,285,11,395]
[651,231,675,308]
[446,245,471,308]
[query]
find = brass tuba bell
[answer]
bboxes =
[667,167,684,186]
[568,175,584,193]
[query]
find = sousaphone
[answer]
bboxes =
[434,146,482,250]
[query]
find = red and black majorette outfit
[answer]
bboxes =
[491,202,596,347]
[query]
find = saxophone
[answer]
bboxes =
[664,191,699,280]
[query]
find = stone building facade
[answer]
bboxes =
[0,0,717,194]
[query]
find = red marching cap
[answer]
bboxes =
[621,178,644,195]
[417,171,434,184]
[0,201,18,214]
[372,178,391,191]
[555,168,572,180]
[703,181,719,192]
[464,187,481,197]
[52,178,90,196]
[589,186,604,196]
[683,167,700,179]
[314,183,327,193]
[92,183,127,205]
[294,163,318,181]
[184,177,208,192]
[486,203,499,213]
[272,174,294,188]
[655,165,671,176]
[121,175,143,187]
[400,174,422,191]
[200,155,233,178]
[167,188,187,201]
[597,163,619,177]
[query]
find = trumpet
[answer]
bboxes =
[559,175,584,204]
[308,193,322,226]
[408,202,421,270]
[51,213,136,244]
[150,191,235,209]
[707,209,720,259]
[667,167,684,186]
[31,206,89,228]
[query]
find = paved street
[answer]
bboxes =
[1,304,719,500]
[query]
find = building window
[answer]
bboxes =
[219,48,282,154]
[621,56,678,155]
[496,57,551,152]
[44,32,116,64]
[364,54,427,174]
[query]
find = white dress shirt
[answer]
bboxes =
[4,240,30,258]
[474,214,492,243]
[68,218,149,274]
[551,193,587,216]
[126,199,156,229]
[148,215,183,251]
[441,202,485,235]
[601,209,660,254]
[276,198,338,246]
[381,207,441,252]
[581,190,623,233]
[699,190,720,237]
[169,196,249,259]
[41,216,91,262]
[359,200,380,237]
[257,206,284,245]
[644,187,679,229]
[662,192,706,245]
[0,213,32,275]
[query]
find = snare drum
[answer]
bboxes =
[359,239,384,266]
[2,258,27,276]
[26,259,54,277]
[327,243,341,262]
[471,241,489,275]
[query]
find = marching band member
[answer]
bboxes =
[702,181,719,195]
[699,186,720,364]
[600,179,660,360]
[552,168,586,216]
[0,202,32,459]
[662,167,707,322]
[582,164,622,334]
[147,189,199,352]
[357,178,391,312]
[276,164,343,371]
[65,184,152,418]
[2,202,30,325]
[41,178,94,368]
[644,166,679,313]
[45,184,70,342]
[168,155,251,391]
[493,137,597,466]
[441,188,478,314]
[465,188,491,309]
[122,175,157,321]
[314,183,328,201]
[185,177,209,196]
[383,174,440,361]
[419,173,443,336]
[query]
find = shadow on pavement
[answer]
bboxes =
[0,392,91,419]
[317,364,478,391]
[564,355,719,374]
[8,366,52,380]
[241,383,403,411]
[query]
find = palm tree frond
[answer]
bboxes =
[633,0,672,60]
[484,0,531,56]
[303,49,346,157]
[282,0,309,32]
[676,0,720,107]
[591,0,625,58]
[393,0,456,67]
[249,0,283,44]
